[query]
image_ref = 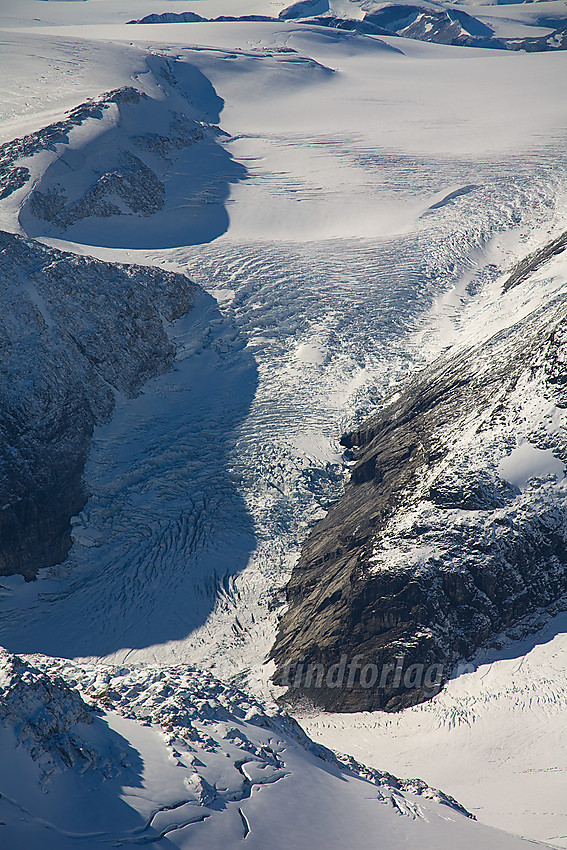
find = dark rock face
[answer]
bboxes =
[0,231,197,579]
[127,11,277,24]
[505,22,567,52]
[128,11,206,23]
[126,3,567,53]
[271,236,567,712]
[358,5,565,52]
[302,16,392,37]
[503,230,567,293]
[29,151,166,227]
[278,0,330,21]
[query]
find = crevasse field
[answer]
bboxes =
[0,0,566,847]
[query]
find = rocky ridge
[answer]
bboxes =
[271,230,567,711]
[0,231,197,579]
[0,88,143,202]
[127,4,567,52]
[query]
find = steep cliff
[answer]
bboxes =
[0,231,197,579]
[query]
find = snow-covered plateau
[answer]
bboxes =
[0,0,566,847]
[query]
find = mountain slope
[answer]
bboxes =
[0,647,544,849]
[0,6,565,847]
[271,228,567,711]
[0,231,196,579]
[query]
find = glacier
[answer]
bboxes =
[0,0,566,847]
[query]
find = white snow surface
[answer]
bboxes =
[303,611,567,848]
[1,647,538,849]
[0,1,566,847]
[499,441,566,490]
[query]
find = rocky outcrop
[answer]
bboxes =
[278,0,329,20]
[11,69,245,249]
[363,5,500,48]
[503,229,567,293]
[29,150,166,227]
[363,5,567,51]
[271,235,567,712]
[0,231,197,579]
[300,16,392,36]
[125,4,567,52]
[127,11,277,24]
[128,10,206,23]
[0,87,144,202]
[505,23,567,53]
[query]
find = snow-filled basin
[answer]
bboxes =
[498,441,565,489]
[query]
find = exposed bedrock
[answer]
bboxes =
[0,231,197,579]
[271,235,567,712]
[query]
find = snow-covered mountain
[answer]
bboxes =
[0,1,566,847]
[271,225,567,711]
[125,0,567,50]
[0,230,197,579]
[0,647,542,849]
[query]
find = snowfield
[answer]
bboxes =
[302,610,567,846]
[0,0,566,847]
[0,647,549,848]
